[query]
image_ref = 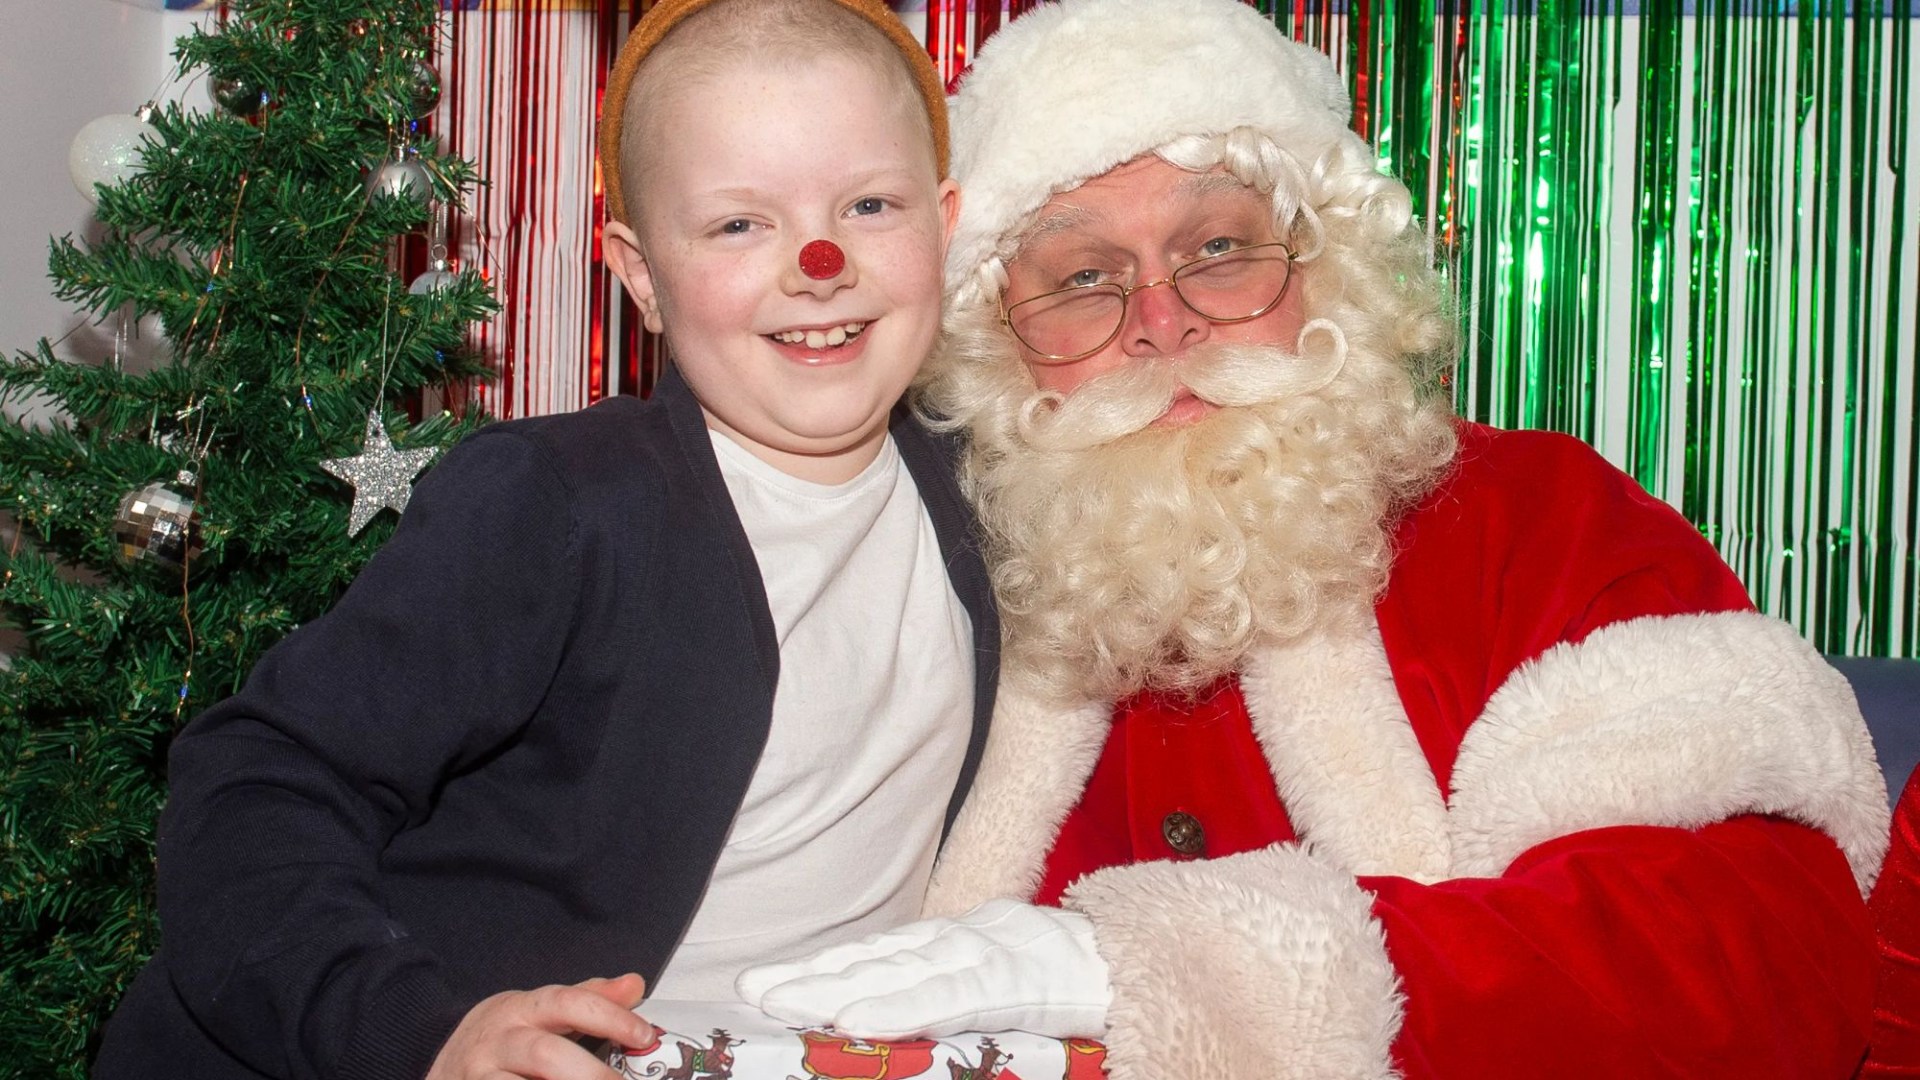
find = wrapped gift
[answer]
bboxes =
[610,1001,1108,1079]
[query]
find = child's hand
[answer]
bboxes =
[427,972,654,1080]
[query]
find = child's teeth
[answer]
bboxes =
[774,323,864,347]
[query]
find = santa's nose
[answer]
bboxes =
[1123,279,1209,358]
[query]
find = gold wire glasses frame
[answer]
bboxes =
[1000,241,1299,364]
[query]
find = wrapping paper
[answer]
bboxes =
[610,1001,1108,1080]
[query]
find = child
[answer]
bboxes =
[92,2,992,1078]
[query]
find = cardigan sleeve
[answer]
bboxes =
[154,429,584,1080]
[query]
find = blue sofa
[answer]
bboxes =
[1830,656,1920,798]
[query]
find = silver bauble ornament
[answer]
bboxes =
[410,60,442,118]
[68,112,159,202]
[212,76,269,117]
[113,479,205,571]
[409,268,461,295]
[366,156,433,206]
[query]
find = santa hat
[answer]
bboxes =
[945,0,1365,304]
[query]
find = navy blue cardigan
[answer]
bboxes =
[94,368,999,1080]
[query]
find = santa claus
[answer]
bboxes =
[740,0,1891,1075]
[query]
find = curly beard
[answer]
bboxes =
[925,307,1458,707]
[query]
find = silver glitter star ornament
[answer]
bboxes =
[321,411,439,537]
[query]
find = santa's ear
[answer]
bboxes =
[604,220,665,334]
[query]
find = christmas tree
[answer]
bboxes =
[0,2,495,1073]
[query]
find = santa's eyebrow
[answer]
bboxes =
[1011,207,1090,255]
[1010,171,1261,258]
[1173,171,1258,200]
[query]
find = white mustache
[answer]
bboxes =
[1016,318,1350,453]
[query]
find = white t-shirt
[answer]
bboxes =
[644,430,974,1000]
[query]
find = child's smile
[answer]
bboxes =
[766,319,871,363]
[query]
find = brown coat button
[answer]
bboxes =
[1162,811,1206,856]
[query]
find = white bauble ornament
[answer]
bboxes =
[408,269,460,294]
[366,156,433,206]
[408,252,460,294]
[68,112,158,202]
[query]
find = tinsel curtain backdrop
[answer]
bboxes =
[404,0,1916,657]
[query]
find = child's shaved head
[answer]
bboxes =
[600,0,948,227]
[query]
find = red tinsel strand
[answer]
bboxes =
[474,3,506,416]
[924,0,947,86]
[485,6,510,417]
[587,0,619,404]
[494,1,537,418]
[443,2,471,418]
[530,1,554,417]
[973,0,1002,66]
[1350,0,1372,136]
[1444,0,1470,254]
[634,0,666,396]
[949,0,967,89]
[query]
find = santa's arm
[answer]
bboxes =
[1068,609,1888,1080]
[1069,813,1870,1080]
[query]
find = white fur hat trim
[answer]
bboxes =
[945,0,1363,303]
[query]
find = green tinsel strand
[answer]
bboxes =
[1860,0,1902,655]
[1898,2,1918,655]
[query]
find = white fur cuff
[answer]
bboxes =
[1066,844,1402,1080]
[1449,611,1891,892]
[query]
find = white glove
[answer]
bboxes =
[736,898,1111,1040]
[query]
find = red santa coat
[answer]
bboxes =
[922,423,1890,1079]
[1866,768,1920,1073]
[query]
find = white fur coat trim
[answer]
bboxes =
[921,686,1112,918]
[1448,610,1890,891]
[1067,844,1403,1080]
[1241,633,1453,882]
[928,610,1887,920]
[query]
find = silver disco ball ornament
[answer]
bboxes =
[212,76,269,118]
[113,479,205,571]
[366,155,432,206]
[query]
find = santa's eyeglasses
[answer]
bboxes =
[1000,242,1297,363]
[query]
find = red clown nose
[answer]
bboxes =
[798,239,845,280]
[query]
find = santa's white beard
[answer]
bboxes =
[943,318,1457,706]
